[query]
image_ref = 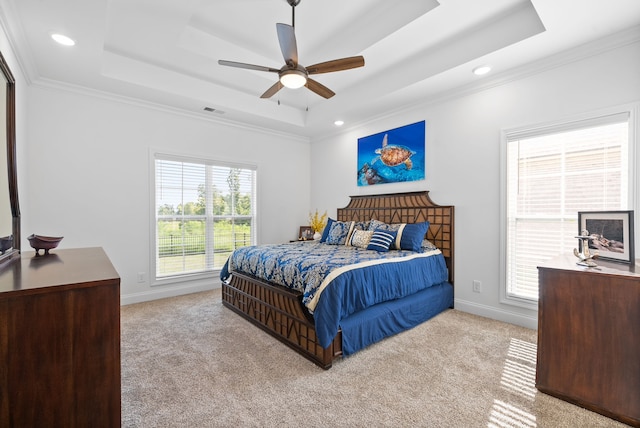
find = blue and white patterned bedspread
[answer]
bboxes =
[220,241,449,348]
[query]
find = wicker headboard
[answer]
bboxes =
[336,191,454,285]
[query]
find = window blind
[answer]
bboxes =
[154,155,256,280]
[505,115,629,301]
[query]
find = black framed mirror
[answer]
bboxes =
[0,49,20,267]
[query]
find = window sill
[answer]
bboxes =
[500,293,538,311]
[152,270,220,287]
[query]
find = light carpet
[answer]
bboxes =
[121,289,626,427]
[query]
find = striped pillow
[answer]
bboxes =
[366,229,397,252]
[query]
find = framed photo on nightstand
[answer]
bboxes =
[299,226,313,241]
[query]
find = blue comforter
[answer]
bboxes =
[220,241,449,348]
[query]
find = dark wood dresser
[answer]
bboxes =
[537,255,640,427]
[0,247,121,427]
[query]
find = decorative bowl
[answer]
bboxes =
[0,235,13,253]
[27,234,63,255]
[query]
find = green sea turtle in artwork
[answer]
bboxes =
[372,134,415,170]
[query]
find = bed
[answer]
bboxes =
[220,191,454,369]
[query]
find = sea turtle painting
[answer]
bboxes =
[356,120,425,187]
[358,163,384,185]
[372,134,416,170]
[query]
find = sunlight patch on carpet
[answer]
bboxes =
[487,338,539,427]
[501,360,537,399]
[500,338,537,399]
[489,399,537,428]
[506,338,537,364]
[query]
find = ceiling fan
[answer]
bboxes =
[218,0,365,99]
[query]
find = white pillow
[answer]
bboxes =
[349,230,374,249]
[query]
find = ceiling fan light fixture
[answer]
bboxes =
[280,69,307,89]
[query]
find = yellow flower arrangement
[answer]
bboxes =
[309,209,328,233]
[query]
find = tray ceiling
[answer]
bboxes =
[1,0,639,137]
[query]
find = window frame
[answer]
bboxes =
[150,150,258,286]
[499,105,638,310]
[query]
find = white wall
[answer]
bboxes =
[24,87,311,303]
[310,35,640,329]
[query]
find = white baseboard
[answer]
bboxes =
[121,280,222,305]
[454,298,538,330]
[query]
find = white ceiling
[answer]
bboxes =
[1,0,639,138]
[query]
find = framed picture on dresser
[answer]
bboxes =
[578,210,635,263]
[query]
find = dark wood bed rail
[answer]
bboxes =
[222,272,342,369]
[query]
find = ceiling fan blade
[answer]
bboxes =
[306,56,365,75]
[276,23,298,67]
[218,60,279,73]
[260,81,284,99]
[306,78,335,99]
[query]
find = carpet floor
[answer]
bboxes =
[121,289,627,427]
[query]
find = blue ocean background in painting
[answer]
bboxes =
[357,121,425,186]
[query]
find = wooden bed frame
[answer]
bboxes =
[221,191,454,369]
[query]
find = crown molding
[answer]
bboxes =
[0,0,37,85]
[30,77,310,144]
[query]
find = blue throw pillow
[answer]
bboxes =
[352,221,370,233]
[320,218,335,242]
[367,229,397,252]
[325,221,354,245]
[367,219,386,231]
[399,222,430,251]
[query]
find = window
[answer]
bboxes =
[153,154,257,281]
[502,111,633,305]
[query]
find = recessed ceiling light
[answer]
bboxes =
[334,120,344,126]
[472,65,491,76]
[51,33,76,46]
